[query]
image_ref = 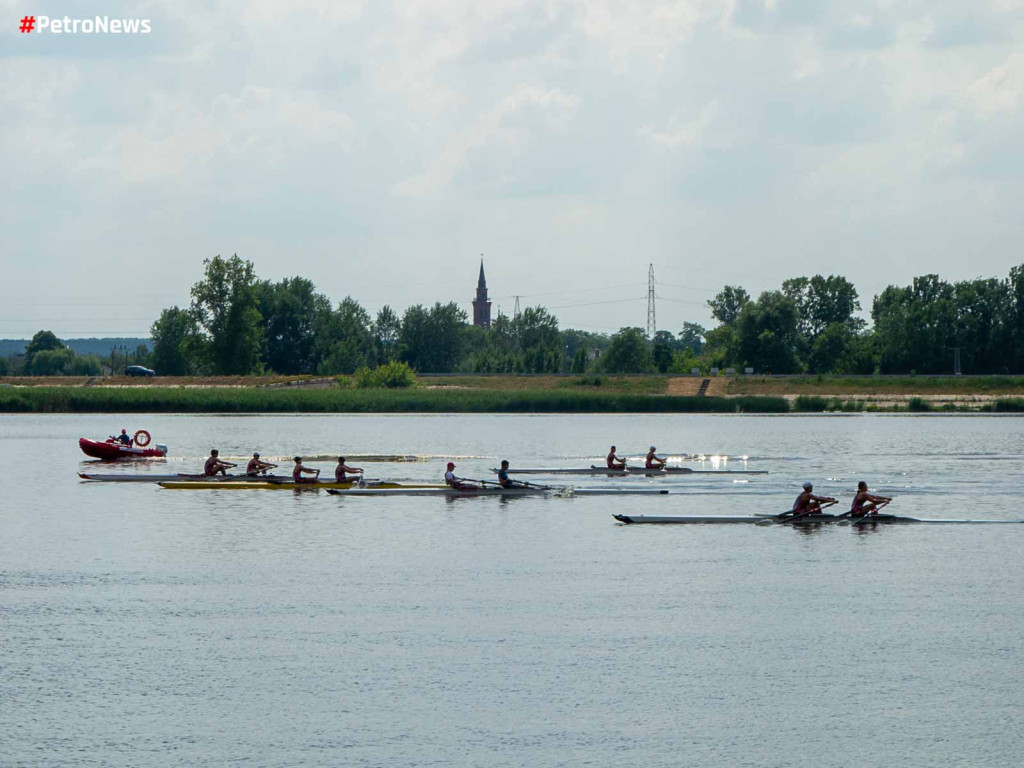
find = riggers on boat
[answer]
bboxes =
[158,481,444,490]
[79,437,168,460]
[613,513,1024,525]
[491,466,767,476]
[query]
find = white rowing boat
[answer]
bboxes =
[613,513,1024,525]
[326,486,672,497]
[492,466,766,476]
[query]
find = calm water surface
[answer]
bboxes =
[2,413,1023,767]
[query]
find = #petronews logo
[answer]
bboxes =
[19,15,152,34]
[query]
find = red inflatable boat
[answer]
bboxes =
[79,431,168,460]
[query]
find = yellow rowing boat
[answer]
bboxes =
[158,481,446,490]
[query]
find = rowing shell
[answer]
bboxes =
[326,487,673,497]
[492,466,766,476]
[613,513,1024,525]
[80,473,284,483]
[158,481,443,490]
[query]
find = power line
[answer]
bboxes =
[647,264,656,340]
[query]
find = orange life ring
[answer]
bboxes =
[134,429,151,447]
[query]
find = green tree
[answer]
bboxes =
[258,277,332,374]
[783,275,863,350]
[151,307,200,376]
[24,330,64,371]
[678,323,705,354]
[65,353,103,376]
[28,347,76,375]
[190,255,265,375]
[735,291,801,373]
[373,306,402,363]
[570,348,589,373]
[315,297,376,375]
[400,302,467,372]
[708,286,750,326]
[872,275,956,374]
[598,327,655,373]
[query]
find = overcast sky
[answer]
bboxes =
[2,0,1023,338]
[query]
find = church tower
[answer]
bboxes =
[472,259,492,329]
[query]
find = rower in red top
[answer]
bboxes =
[246,452,276,476]
[334,456,364,484]
[204,449,234,476]
[792,482,836,516]
[292,456,319,484]
[849,481,892,517]
[606,446,627,471]
[645,446,666,470]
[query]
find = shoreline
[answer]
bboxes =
[3,382,1024,414]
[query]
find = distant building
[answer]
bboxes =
[472,260,492,329]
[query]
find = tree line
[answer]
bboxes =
[7,256,1024,377]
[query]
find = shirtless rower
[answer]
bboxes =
[334,456,364,484]
[246,452,276,476]
[204,449,234,476]
[606,445,627,471]
[292,456,320,484]
[849,481,893,517]
[792,482,837,516]
[645,446,666,470]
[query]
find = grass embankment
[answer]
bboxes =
[729,375,1024,396]
[419,375,671,394]
[0,386,787,414]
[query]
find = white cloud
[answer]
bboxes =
[2,0,1024,335]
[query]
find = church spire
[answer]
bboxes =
[473,256,492,329]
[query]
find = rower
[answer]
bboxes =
[246,452,276,476]
[496,459,521,489]
[204,449,234,476]
[792,482,836,516]
[444,461,474,491]
[645,446,666,470]
[116,429,133,446]
[292,456,319,484]
[334,456,364,484]
[606,445,627,470]
[849,481,893,517]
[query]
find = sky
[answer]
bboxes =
[2,0,1023,339]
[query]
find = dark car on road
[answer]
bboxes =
[124,365,156,377]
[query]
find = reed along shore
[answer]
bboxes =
[0,386,790,414]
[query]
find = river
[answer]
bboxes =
[2,413,1023,767]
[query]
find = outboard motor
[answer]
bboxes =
[156,444,169,455]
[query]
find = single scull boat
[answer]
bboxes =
[492,466,766,476]
[325,486,672,497]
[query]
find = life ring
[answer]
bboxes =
[134,430,152,447]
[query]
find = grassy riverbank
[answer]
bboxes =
[0,386,788,414]
[4,374,1024,413]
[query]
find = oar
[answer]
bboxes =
[517,480,555,490]
[778,500,838,525]
[848,499,891,527]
